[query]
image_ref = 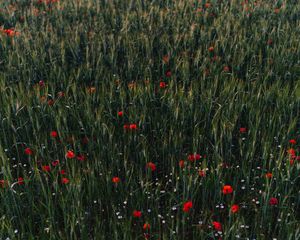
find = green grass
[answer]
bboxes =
[0,0,299,239]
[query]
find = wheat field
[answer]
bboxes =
[0,0,299,239]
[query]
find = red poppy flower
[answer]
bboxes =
[60,169,66,175]
[52,160,60,166]
[165,70,172,77]
[3,29,13,36]
[144,233,150,239]
[50,131,58,138]
[198,170,206,177]
[87,87,96,94]
[222,185,233,194]
[129,124,137,130]
[47,99,55,106]
[66,150,75,159]
[147,162,156,171]
[133,210,142,218]
[24,147,33,156]
[42,165,51,172]
[265,172,273,179]
[112,177,120,183]
[39,80,45,87]
[288,148,295,157]
[183,201,193,212]
[239,127,247,133]
[143,223,151,230]
[188,154,195,162]
[18,177,24,185]
[211,55,219,62]
[3,28,19,37]
[195,8,203,13]
[274,8,280,14]
[188,154,201,162]
[212,221,222,231]
[208,46,214,52]
[269,197,278,206]
[289,139,296,145]
[205,3,211,8]
[223,66,230,72]
[179,160,185,168]
[188,154,194,161]
[61,177,69,184]
[230,204,239,213]
[159,81,167,88]
[0,180,8,188]
[77,154,86,161]
[57,91,65,97]
[118,111,123,117]
[162,55,170,64]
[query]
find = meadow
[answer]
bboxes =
[0,0,300,239]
